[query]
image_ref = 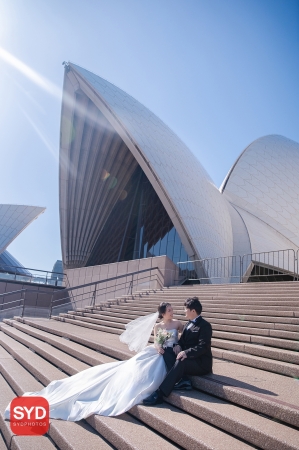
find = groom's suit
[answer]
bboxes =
[160,316,213,397]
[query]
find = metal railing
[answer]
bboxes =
[177,249,299,284]
[0,265,178,321]
[1,249,298,321]
[0,288,55,322]
[0,263,67,286]
[241,249,299,283]
[177,256,241,284]
[49,266,169,318]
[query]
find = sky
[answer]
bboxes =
[0,0,298,271]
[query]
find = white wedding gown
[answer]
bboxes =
[5,329,178,421]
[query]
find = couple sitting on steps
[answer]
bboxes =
[144,296,213,405]
[5,297,212,420]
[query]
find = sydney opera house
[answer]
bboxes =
[0,204,45,277]
[59,63,299,283]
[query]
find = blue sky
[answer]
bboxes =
[0,0,298,271]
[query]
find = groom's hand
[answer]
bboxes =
[176,351,187,361]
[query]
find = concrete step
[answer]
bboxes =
[0,328,257,450]
[4,321,299,449]
[58,311,299,342]
[29,312,299,377]
[61,313,126,330]
[112,287,299,295]
[0,324,90,376]
[0,433,7,450]
[0,332,67,385]
[134,285,299,292]
[0,334,178,450]
[83,307,299,324]
[99,303,299,316]
[53,310,299,351]
[76,309,299,333]
[53,315,123,335]
[128,404,254,450]
[121,294,299,308]
[123,294,299,301]
[213,348,299,377]
[10,313,299,377]
[19,318,131,361]
[0,345,119,449]
[85,413,178,450]
[2,320,114,366]
[162,390,299,450]
[164,281,299,289]
[13,318,299,428]
[92,305,298,319]
[7,314,299,377]
[212,330,299,351]
[212,338,299,364]
[0,375,56,450]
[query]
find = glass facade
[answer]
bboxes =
[0,250,31,275]
[51,260,64,282]
[86,165,190,266]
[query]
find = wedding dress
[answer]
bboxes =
[4,312,178,421]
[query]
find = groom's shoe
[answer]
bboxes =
[173,379,192,390]
[143,390,163,406]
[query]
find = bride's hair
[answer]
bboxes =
[158,302,171,319]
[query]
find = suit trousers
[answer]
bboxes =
[160,355,210,397]
[162,347,176,372]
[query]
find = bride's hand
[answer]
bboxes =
[154,344,164,354]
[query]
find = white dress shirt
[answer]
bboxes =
[186,314,201,330]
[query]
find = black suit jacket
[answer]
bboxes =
[178,316,213,372]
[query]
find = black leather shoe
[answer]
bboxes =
[173,379,192,390]
[143,390,163,406]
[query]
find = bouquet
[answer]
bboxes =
[155,329,174,348]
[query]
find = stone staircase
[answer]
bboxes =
[0,281,299,449]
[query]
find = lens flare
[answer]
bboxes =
[20,108,58,162]
[61,116,76,145]
[119,190,128,200]
[101,170,110,180]
[108,176,117,189]
[0,46,61,98]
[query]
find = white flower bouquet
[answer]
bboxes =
[155,329,174,348]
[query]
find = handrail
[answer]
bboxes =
[177,249,299,284]
[0,286,58,320]
[0,303,24,314]
[0,263,67,287]
[177,256,237,264]
[49,266,166,318]
[0,287,59,298]
[0,298,25,308]
[0,265,167,321]
[0,298,25,318]
[0,263,64,276]
[54,266,163,296]
[241,249,298,283]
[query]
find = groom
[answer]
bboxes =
[143,296,213,405]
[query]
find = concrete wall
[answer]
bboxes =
[63,256,180,311]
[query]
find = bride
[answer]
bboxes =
[5,302,183,421]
